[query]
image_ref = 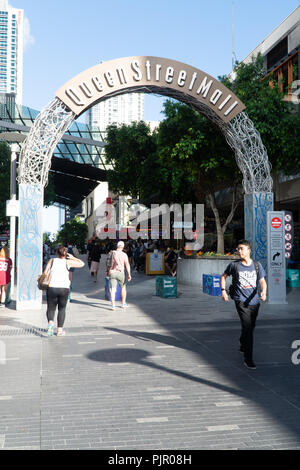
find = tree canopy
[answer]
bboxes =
[56,216,88,250]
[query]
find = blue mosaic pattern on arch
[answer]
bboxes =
[17,184,43,305]
[244,192,274,272]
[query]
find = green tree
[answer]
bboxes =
[220,53,300,173]
[157,100,239,254]
[56,216,88,250]
[105,121,170,204]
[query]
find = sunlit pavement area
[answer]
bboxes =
[0,256,300,450]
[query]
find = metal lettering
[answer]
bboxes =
[145,60,151,81]
[224,100,238,116]
[156,63,162,82]
[65,87,85,106]
[188,72,197,91]
[131,60,142,81]
[92,76,103,92]
[165,66,174,84]
[104,71,114,87]
[218,94,232,110]
[196,76,213,98]
[79,81,93,98]
[210,89,223,105]
[178,70,187,87]
[116,67,128,85]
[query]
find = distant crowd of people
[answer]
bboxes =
[85,238,178,278]
[38,237,180,337]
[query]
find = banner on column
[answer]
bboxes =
[17,184,43,310]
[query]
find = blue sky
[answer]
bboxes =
[17,0,300,122]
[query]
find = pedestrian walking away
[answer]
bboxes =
[90,241,102,282]
[221,239,267,370]
[43,246,84,337]
[0,246,12,308]
[107,241,131,310]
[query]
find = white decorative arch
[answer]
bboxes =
[19,56,272,194]
[16,56,273,310]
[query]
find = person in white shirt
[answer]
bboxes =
[43,246,84,337]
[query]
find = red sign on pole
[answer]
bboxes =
[271,217,282,229]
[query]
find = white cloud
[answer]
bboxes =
[8,3,35,51]
[23,15,35,51]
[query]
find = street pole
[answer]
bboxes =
[9,143,18,297]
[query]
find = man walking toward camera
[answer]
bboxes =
[221,239,267,370]
[107,241,131,310]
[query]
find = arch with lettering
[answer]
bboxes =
[16,56,274,310]
[19,56,272,193]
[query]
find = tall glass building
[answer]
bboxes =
[87,92,144,136]
[0,0,23,104]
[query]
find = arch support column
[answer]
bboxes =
[17,99,75,310]
[16,184,44,310]
[244,192,274,271]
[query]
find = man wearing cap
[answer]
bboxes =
[108,241,132,310]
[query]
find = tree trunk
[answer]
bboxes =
[208,192,224,254]
[207,182,239,255]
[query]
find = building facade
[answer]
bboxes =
[87,92,144,134]
[242,6,300,112]
[0,0,23,104]
[83,93,145,239]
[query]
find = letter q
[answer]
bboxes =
[291,340,300,365]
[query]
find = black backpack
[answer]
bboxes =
[229,260,259,299]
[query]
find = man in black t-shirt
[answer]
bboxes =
[221,239,267,370]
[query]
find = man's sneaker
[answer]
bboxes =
[0,303,5,308]
[244,360,256,370]
[121,303,129,308]
[111,304,116,311]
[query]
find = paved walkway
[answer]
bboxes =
[0,256,300,450]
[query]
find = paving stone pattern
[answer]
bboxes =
[0,256,300,450]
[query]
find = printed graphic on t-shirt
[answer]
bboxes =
[0,260,8,271]
[239,270,257,289]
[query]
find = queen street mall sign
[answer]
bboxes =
[267,211,286,304]
[56,56,245,123]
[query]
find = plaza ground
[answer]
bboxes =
[0,256,300,450]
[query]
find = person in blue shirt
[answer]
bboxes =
[221,239,267,370]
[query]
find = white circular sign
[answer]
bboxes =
[285,233,292,241]
[285,242,292,251]
[285,214,292,222]
[285,252,291,259]
[285,223,292,232]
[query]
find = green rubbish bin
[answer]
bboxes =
[286,269,300,287]
[156,276,177,298]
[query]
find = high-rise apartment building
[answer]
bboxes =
[0,0,23,104]
[87,92,144,133]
